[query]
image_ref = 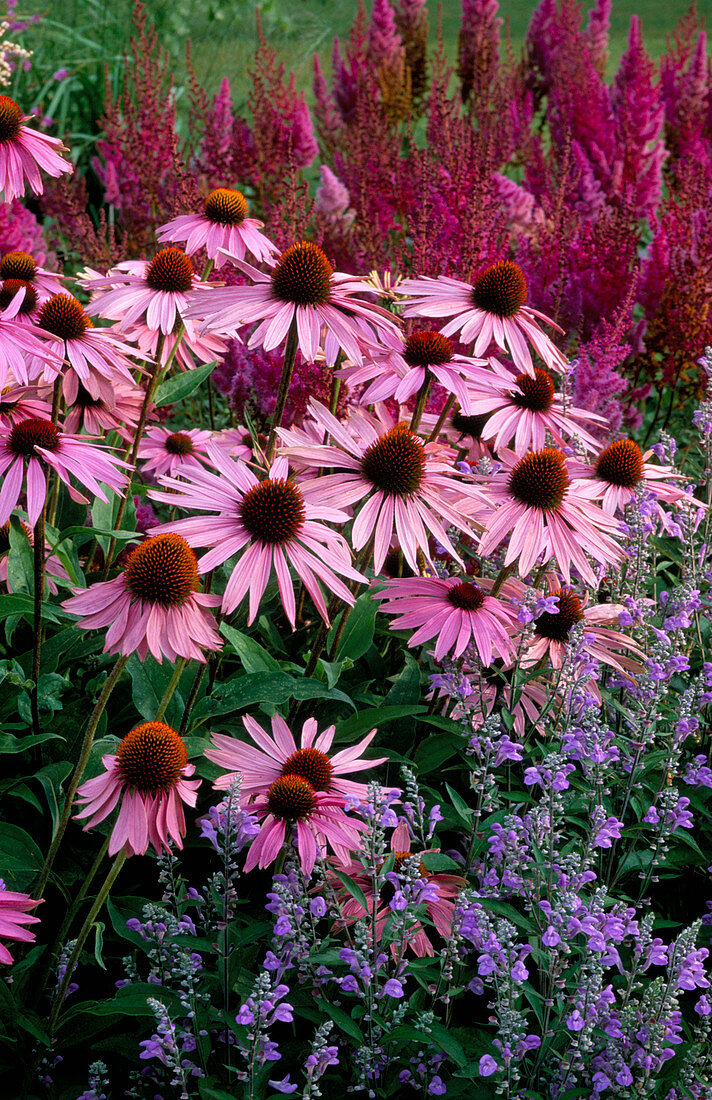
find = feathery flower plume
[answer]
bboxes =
[0,416,129,526]
[0,94,72,201]
[63,533,222,663]
[206,714,385,803]
[401,261,568,377]
[189,240,400,365]
[74,722,200,856]
[156,188,278,268]
[149,448,361,626]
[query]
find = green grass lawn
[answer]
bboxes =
[24,0,712,112]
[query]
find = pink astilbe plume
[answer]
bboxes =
[206,713,385,804]
[0,94,71,201]
[0,416,129,526]
[149,449,362,626]
[74,721,200,857]
[277,401,483,575]
[63,533,222,664]
[0,881,41,964]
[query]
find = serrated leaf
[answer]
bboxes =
[154,360,217,406]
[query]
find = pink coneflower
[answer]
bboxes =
[331,822,464,957]
[0,379,51,425]
[431,665,550,738]
[401,260,568,377]
[149,449,362,626]
[339,328,490,411]
[24,294,142,404]
[373,574,518,663]
[513,574,645,680]
[129,319,229,372]
[461,362,607,453]
[62,532,223,663]
[138,426,212,479]
[0,95,72,202]
[156,188,278,268]
[0,880,41,964]
[244,777,366,875]
[62,381,145,438]
[206,714,385,804]
[569,438,693,515]
[79,247,209,335]
[74,721,200,856]
[0,416,129,526]
[190,240,400,365]
[277,402,483,575]
[211,426,253,463]
[0,289,62,389]
[0,250,65,300]
[476,447,624,585]
[0,517,70,594]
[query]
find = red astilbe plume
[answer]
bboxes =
[40,173,125,270]
[93,3,199,256]
[187,61,254,194]
[610,16,666,225]
[660,6,708,163]
[584,0,611,77]
[665,30,711,166]
[457,0,502,106]
[394,0,429,109]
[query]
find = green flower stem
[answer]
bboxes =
[409,371,432,433]
[490,561,516,597]
[34,654,129,900]
[155,657,187,722]
[427,394,456,443]
[30,504,47,739]
[48,850,127,1033]
[101,333,166,580]
[265,317,299,464]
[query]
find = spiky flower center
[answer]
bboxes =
[145,248,194,294]
[0,96,23,143]
[534,589,584,642]
[0,251,36,281]
[271,242,333,306]
[510,369,555,412]
[472,260,527,318]
[124,533,199,608]
[595,439,644,488]
[451,411,491,439]
[0,279,37,315]
[204,187,249,225]
[267,775,317,820]
[403,331,454,367]
[508,448,569,511]
[447,581,485,611]
[281,747,334,791]
[38,294,90,340]
[361,423,426,497]
[164,431,195,456]
[116,721,188,794]
[239,477,306,545]
[9,417,60,457]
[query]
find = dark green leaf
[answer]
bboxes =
[335,705,426,743]
[220,624,281,672]
[331,869,369,914]
[154,360,217,406]
[192,673,295,719]
[0,823,43,890]
[327,592,377,661]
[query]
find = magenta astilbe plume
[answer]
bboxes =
[659,8,708,160]
[92,4,198,255]
[573,315,633,434]
[368,0,404,71]
[312,55,342,148]
[610,16,666,223]
[584,0,611,76]
[669,31,710,164]
[190,76,239,190]
[0,198,50,265]
[458,0,502,105]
